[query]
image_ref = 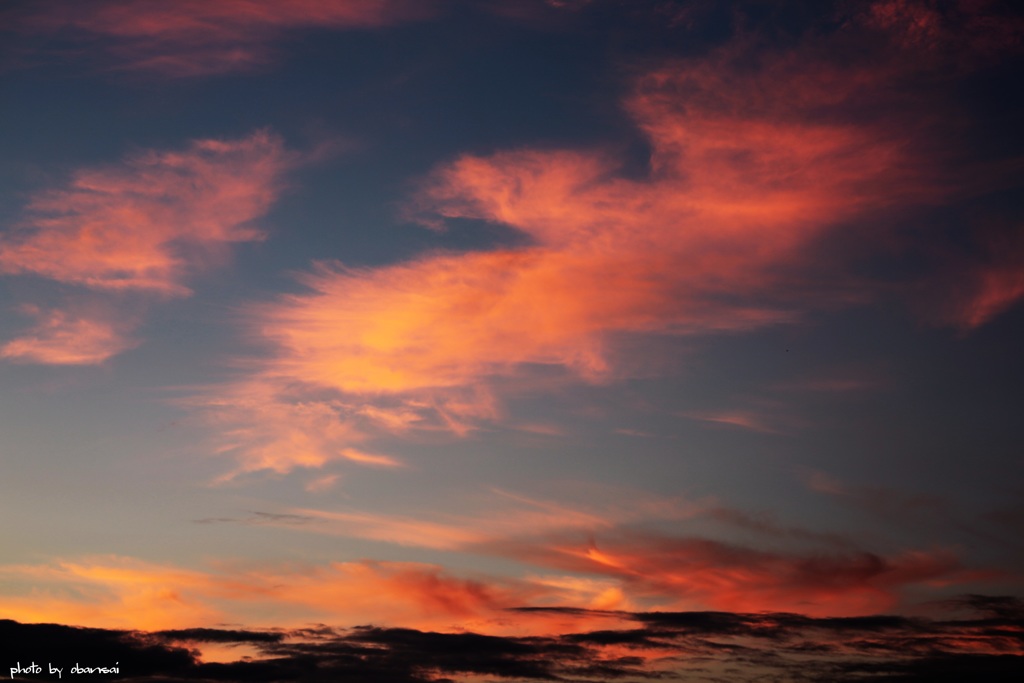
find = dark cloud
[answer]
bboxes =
[832,653,1024,682]
[191,511,318,526]
[6,596,1023,682]
[153,628,285,644]
[1,619,195,680]
[953,593,1024,619]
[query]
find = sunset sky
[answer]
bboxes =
[1,1,1023,680]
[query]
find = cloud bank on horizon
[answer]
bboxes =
[4,595,1024,682]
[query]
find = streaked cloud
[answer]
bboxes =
[198,3,1024,476]
[0,1,1020,680]
[190,379,368,481]
[205,490,993,618]
[0,555,597,635]
[10,0,437,77]
[200,38,944,475]
[681,410,782,434]
[0,557,223,630]
[250,488,701,552]
[339,447,403,467]
[529,534,984,617]
[0,130,287,295]
[0,130,291,365]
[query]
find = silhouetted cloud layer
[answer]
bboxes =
[4,595,1022,682]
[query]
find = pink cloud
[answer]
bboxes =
[0,305,137,365]
[17,0,436,77]
[307,53,932,381]
[339,447,403,467]
[1,130,292,365]
[238,488,698,551]
[211,64,907,469]
[941,232,1024,330]
[0,130,288,295]
[681,410,782,434]
[188,379,368,481]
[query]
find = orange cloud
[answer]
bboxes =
[241,488,992,620]
[196,45,934,475]
[681,410,781,434]
[18,0,436,77]
[249,490,980,617]
[0,555,629,636]
[0,130,287,295]
[0,487,990,632]
[0,557,224,630]
[188,379,368,481]
[0,305,137,365]
[517,535,986,618]
[194,12,1019,475]
[283,508,487,551]
[304,473,340,492]
[259,488,704,553]
[1,130,292,365]
[339,447,403,467]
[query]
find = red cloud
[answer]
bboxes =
[860,0,1024,62]
[196,379,365,479]
[510,534,988,617]
[199,46,933,475]
[0,305,137,365]
[941,233,1024,330]
[273,49,932,399]
[1,131,291,365]
[236,491,996,618]
[16,0,436,77]
[0,555,627,636]
[0,130,287,295]
[193,6,1020,476]
[959,261,1024,329]
[1,487,992,632]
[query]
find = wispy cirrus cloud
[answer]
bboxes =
[0,304,137,365]
[0,130,291,365]
[188,0,1022,479]
[522,534,986,617]
[8,0,437,77]
[933,227,1024,331]
[0,130,288,295]
[680,410,783,434]
[0,487,1008,641]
